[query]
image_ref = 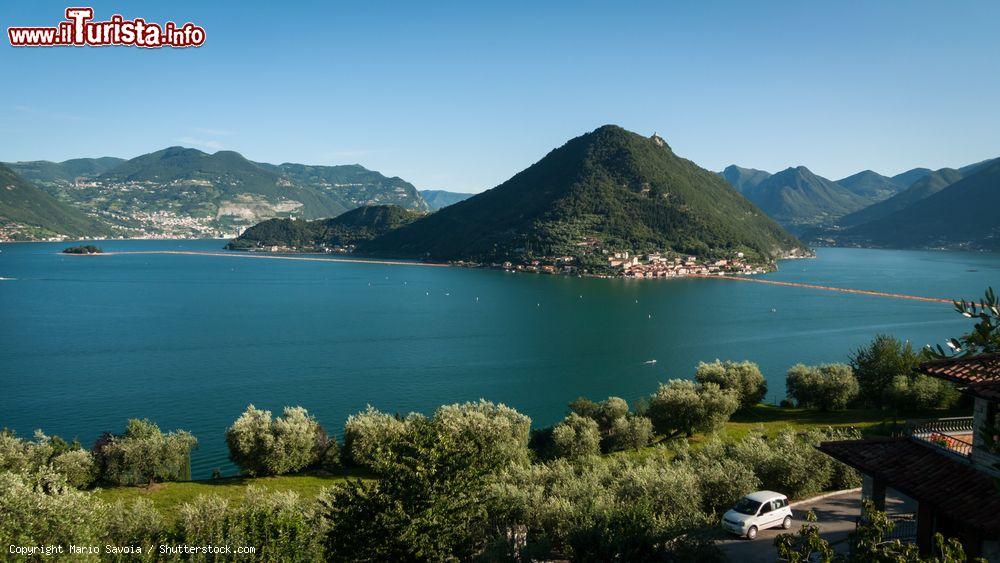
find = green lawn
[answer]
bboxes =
[719,404,971,442]
[92,468,371,521]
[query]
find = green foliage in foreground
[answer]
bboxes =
[775,501,985,562]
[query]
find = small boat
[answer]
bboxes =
[644,359,657,365]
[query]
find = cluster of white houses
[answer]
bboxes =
[609,251,766,278]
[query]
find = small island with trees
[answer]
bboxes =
[61,244,103,255]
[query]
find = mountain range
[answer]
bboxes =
[0,163,109,239]
[3,149,430,240]
[738,166,871,229]
[834,159,1000,250]
[359,126,805,268]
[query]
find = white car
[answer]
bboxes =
[721,491,793,539]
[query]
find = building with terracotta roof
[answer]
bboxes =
[818,353,1000,559]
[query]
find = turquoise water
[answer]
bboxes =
[1,240,997,478]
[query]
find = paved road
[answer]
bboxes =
[718,490,913,562]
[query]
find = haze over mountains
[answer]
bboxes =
[3,148,430,240]
[721,156,999,250]
[2,129,997,253]
[836,159,1000,250]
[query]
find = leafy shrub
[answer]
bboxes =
[50,449,97,489]
[0,468,106,554]
[850,334,921,408]
[695,360,767,411]
[684,441,762,514]
[606,415,653,452]
[786,363,859,411]
[95,419,197,485]
[0,429,96,488]
[321,402,532,561]
[887,374,959,412]
[225,405,327,476]
[646,380,739,437]
[552,413,601,460]
[342,406,418,469]
[726,428,860,499]
[103,498,166,561]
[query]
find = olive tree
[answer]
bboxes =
[320,401,533,561]
[646,380,739,437]
[552,413,601,460]
[695,360,767,411]
[342,406,421,468]
[95,419,197,485]
[0,468,106,552]
[606,414,653,452]
[226,405,329,476]
[786,364,859,411]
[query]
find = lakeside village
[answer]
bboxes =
[238,236,802,278]
[492,251,771,278]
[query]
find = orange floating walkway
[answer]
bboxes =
[693,274,952,304]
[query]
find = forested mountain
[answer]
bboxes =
[741,166,869,229]
[360,126,805,266]
[258,163,430,212]
[836,160,1000,249]
[838,167,965,228]
[720,165,771,193]
[890,167,932,188]
[0,164,109,240]
[6,157,125,186]
[3,147,429,239]
[834,170,906,201]
[420,190,475,210]
[226,205,422,250]
[835,158,997,229]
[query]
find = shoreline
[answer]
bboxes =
[95,250,452,268]
[69,249,955,304]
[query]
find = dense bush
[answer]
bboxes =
[320,401,532,561]
[887,374,960,412]
[566,396,654,454]
[492,451,722,560]
[607,414,654,452]
[176,488,324,561]
[0,429,96,488]
[226,405,330,477]
[552,413,601,460]
[646,380,739,437]
[0,468,106,555]
[728,428,861,499]
[850,334,922,408]
[95,419,197,485]
[342,406,419,468]
[695,360,767,411]
[50,449,98,489]
[786,363,859,411]
[103,498,166,561]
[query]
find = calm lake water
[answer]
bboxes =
[1,240,997,478]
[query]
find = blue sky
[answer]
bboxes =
[2,1,999,192]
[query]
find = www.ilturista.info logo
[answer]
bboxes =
[8,7,205,48]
